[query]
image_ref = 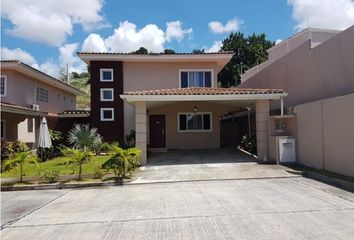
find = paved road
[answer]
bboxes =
[2,177,354,239]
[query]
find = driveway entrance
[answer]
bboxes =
[130,149,297,184]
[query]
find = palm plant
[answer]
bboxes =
[102,144,141,179]
[4,151,35,182]
[62,148,92,181]
[67,124,102,151]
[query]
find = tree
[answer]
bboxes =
[131,47,148,54]
[218,32,274,87]
[67,124,102,151]
[62,148,92,181]
[192,49,205,54]
[4,151,35,182]
[163,49,176,54]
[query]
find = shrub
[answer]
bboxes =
[102,144,141,179]
[125,130,136,148]
[239,134,257,155]
[93,141,111,155]
[93,164,104,179]
[40,169,60,183]
[67,124,102,151]
[1,140,29,158]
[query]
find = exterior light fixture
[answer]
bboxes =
[193,106,198,113]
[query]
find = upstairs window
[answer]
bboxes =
[100,88,114,101]
[0,75,7,97]
[180,70,212,88]
[178,113,212,132]
[100,108,114,121]
[100,69,113,82]
[36,87,48,103]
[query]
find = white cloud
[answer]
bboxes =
[165,21,193,42]
[288,0,354,30]
[59,43,86,73]
[1,45,86,78]
[208,18,243,34]
[82,20,193,53]
[82,34,107,52]
[1,47,37,65]
[275,39,283,45]
[205,41,223,52]
[1,0,107,46]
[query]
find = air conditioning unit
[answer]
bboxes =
[31,104,40,111]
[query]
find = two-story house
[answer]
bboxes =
[0,60,84,148]
[78,52,287,164]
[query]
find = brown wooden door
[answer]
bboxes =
[149,115,166,148]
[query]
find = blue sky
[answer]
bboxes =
[1,0,354,77]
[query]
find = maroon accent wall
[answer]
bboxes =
[90,61,124,143]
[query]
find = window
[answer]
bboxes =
[180,70,212,88]
[27,118,33,133]
[100,88,114,101]
[178,113,212,132]
[1,120,5,139]
[0,75,7,97]
[36,87,48,102]
[100,108,114,121]
[100,69,113,82]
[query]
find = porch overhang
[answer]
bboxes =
[0,102,47,116]
[120,87,287,104]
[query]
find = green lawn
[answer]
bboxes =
[1,154,113,178]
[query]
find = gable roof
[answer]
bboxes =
[77,51,234,70]
[1,60,85,96]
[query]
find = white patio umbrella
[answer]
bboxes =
[37,117,52,148]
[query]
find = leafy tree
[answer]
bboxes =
[102,144,141,179]
[219,32,274,87]
[4,151,35,182]
[192,49,205,54]
[131,47,149,54]
[67,124,102,151]
[163,49,176,54]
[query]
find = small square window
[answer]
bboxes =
[100,69,113,82]
[100,108,114,121]
[100,88,114,101]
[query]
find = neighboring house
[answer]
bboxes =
[239,25,354,177]
[78,52,287,164]
[0,60,84,148]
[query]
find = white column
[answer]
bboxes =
[256,100,270,161]
[135,102,147,165]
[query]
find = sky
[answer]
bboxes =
[1,0,354,78]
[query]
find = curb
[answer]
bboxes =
[1,181,123,191]
[302,171,354,192]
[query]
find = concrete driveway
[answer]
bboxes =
[2,177,354,239]
[131,149,297,184]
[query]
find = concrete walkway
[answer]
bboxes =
[131,149,297,184]
[2,177,354,239]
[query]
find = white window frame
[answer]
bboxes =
[36,86,48,103]
[178,69,214,88]
[100,88,114,101]
[177,112,213,133]
[1,119,6,139]
[100,68,114,82]
[100,108,114,121]
[0,75,7,97]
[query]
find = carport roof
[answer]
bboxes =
[121,87,287,102]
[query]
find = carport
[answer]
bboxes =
[120,87,287,165]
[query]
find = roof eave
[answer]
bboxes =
[120,93,287,103]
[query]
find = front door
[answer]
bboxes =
[149,115,166,148]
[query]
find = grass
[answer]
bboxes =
[0,154,112,178]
